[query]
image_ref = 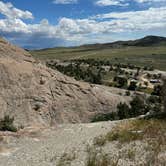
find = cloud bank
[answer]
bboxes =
[95,0,166,6]
[0,1,166,48]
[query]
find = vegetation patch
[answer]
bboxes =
[0,115,17,132]
[105,129,143,143]
[93,135,107,146]
[86,145,111,166]
[92,93,163,122]
[90,118,166,165]
[31,45,166,71]
[57,151,76,166]
[97,118,166,145]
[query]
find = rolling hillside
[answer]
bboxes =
[30,36,166,70]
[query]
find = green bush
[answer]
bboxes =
[91,112,118,122]
[92,96,148,122]
[128,81,137,91]
[114,76,127,88]
[117,96,148,120]
[0,115,17,132]
[125,91,131,96]
[48,62,103,85]
[129,96,147,117]
[117,102,130,119]
[152,85,162,96]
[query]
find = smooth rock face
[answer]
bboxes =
[0,38,130,127]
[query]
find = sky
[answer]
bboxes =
[0,0,166,49]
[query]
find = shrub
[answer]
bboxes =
[117,102,130,119]
[114,76,127,88]
[106,130,142,143]
[92,96,148,122]
[93,135,106,146]
[127,149,136,160]
[91,112,118,122]
[129,96,147,117]
[152,85,162,96]
[117,96,147,120]
[0,115,17,132]
[86,146,110,166]
[147,95,160,104]
[48,62,103,85]
[125,91,131,96]
[57,152,76,166]
[128,81,137,91]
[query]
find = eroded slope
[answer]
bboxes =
[0,38,130,127]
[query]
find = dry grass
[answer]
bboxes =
[86,119,166,166]
[126,149,136,160]
[106,129,143,143]
[86,145,111,166]
[130,119,166,140]
[56,151,76,166]
[93,120,165,146]
[104,119,166,143]
[93,135,107,146]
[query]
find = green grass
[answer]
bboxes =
[30,46,166,70]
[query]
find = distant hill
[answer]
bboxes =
[80,35,166,49]
[125,36,166,47]
[31,36,166,52]
[30,35,166,70]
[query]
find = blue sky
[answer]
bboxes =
[0,0,166,49]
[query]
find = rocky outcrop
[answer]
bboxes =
[0,38,130,127]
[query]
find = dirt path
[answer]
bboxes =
[0,122,118,166]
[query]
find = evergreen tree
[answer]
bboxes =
[117,102,130,119]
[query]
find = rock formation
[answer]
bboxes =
[0,38,130,127]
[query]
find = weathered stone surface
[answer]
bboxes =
[0,38,130,127]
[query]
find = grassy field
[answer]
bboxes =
[30,46,166,70]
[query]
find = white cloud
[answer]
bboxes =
[95,0,129,6]
[0,1,33,19]
[56,7,166,37]
[0,1,166,48]
[53,0,77,4]
[95,0,166,6]
[135,0,166,3]
[0,18,29,33]
[92,7,166,32]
